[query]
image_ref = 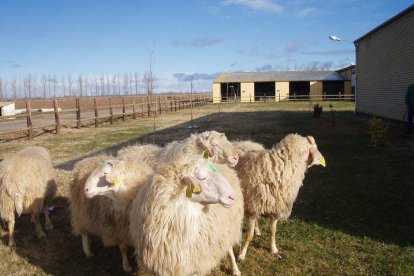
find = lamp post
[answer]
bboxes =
[329,35,358,108]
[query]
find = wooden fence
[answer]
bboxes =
[0,94,211,140]
[218,93,355,103]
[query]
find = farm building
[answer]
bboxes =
[0,102,15,116]
[212,70,353,103]
[354,4,414,121]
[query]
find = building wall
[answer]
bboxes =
[310,81,323,98]
[241,82,255,102]
[213,83,221,103]
[0,103,15,116]
[275,81,289,102]
[356,8,414,121]
[344,81,352,95]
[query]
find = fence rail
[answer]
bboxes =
[0,94,211,140]
[218,93,355,103]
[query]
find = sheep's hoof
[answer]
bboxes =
[123,264,133,273]
[45,222,53,231]
[84,251,94,258]
[233,270,242,276]
[238,254,246,261]
[255,231,262,237]
[37,231,46,238]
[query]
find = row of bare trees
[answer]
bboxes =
[0,72,156,100]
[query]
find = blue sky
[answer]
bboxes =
[0,0,413,94]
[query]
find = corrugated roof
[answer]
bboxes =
[354,4,414,43]
[214,71,346,83]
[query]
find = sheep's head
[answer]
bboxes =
[195,131,239,167]
[180,158,236,208]
[83,160,124,200]
[306,136,326,168]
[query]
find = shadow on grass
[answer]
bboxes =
[6,109,414,275]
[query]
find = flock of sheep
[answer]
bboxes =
[0,130,326,275]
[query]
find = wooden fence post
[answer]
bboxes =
[76,98,81,128]
[132,97,136,119]
[53,99,61,134]
[122,97,126,121]
[141,97,144,117]
[109,98,114,124]
[26,101,33,139]
[158,96,162,114]
[147,96,151,117]
[94,98,99,127]
[174,96,177,111]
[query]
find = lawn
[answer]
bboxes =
[1,101,413,275]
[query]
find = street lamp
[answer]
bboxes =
[329,34,358,109]
[329,35,354,44]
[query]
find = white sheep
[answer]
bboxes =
[117,143,161,168]
[129,154,244,276]
[117,130,239,169]
[69,154,153,272]
[232,140,265,157]
[235,134,326,260]
[0,146,57,247]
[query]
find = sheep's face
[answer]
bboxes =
[196,131,239,167]
[306,136,326,168]
[182,158,236,208]
[83,160,123,199]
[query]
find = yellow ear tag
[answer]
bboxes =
[319,156,326,167]
[192,184,202,194]
[113,176,120,185]
[186,184,194,198]
[203,149,209,159]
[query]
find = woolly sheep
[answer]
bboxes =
[129,155,244,276]
[232,140,265,158]
[117,130,239,169]
[0,146,57,247]
[69,154,153,272]
[235,134,326,260]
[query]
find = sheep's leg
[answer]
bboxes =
[43,204,53,231]
[238,216,256,261]
[7,215,15,247]
[270,218,280,256]
[254,223,262,237]
[119,243,132,272]
[32,212,46,238]
[229,247,241,276]
[81,233,94,257]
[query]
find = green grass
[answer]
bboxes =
[1,101,414,275]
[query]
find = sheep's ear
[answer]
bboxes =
[306,136,315,145]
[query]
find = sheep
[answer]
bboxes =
[0,146,57,247]
[129,154,244,276]
[69,154,153,272]
[232,140,265,158]
[117,130,239,169]
[235,134,326,260]
[117,143,161,167]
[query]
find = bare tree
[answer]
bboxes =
[134,72,139,95]
[11,77,18,100]
[67,75,73,97]
[94,77,99,96]
[106,73,110,96]
[52,75,57,98]
[123,73,129,95]
[62,76,66,97]
[41,75,48,98]
[0,78,4,100]
[23,74,33,99]
[100,74,105,96]
[78,74,83,97]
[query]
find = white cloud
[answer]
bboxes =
[296,7,318,17]
[221,0,284,14]
[171,37,223,48]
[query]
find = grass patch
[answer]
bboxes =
[1,101,414,275]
